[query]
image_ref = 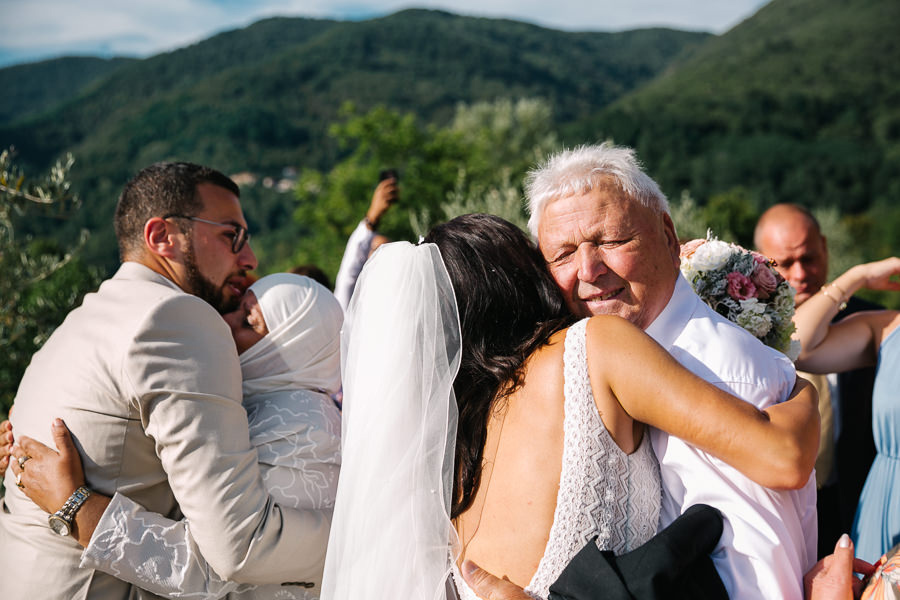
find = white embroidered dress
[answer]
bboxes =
[453,318,661,599]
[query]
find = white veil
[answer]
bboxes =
[321,242,462,600]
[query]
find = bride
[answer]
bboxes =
[324,213,817,600]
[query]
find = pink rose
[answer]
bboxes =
[750,264,778,298]
[726,271,757,300]
[680,238,706,259]
[750,251,769,265]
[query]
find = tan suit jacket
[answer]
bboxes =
[0,262,330,599]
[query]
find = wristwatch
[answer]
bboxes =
[48,486,92,536]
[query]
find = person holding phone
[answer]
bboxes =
[333,169,399,311]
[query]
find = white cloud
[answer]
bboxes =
[0,0,769,67]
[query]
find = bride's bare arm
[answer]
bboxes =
[586,315,818,490]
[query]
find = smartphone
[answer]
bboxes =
[378,168,399,182]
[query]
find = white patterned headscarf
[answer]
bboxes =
[239,273,343,397]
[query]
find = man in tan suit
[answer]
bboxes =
[0,163,330,598]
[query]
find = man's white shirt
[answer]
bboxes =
[645,275,817,600]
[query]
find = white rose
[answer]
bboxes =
[688,240,732,272]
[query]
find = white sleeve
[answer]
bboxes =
[333,221,375,311]
[80,492,247,599]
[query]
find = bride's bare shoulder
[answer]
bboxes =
[516,329,566,403]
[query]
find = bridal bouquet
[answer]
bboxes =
[680,233,801,361]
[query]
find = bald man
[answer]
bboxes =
[755,203,880,558]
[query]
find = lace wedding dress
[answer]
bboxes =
[452,318,662,600]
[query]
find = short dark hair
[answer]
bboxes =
[290,264,333,291]
[424,213,573,518]
[114,162,239,260]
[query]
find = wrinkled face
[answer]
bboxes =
[222,290,268,354]
[756,217,828,305]
[181,183,257,313]
[536,186,680,329]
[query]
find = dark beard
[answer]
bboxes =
[183,243,240,314]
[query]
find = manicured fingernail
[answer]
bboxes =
[53,418,64,428]
[839,533,851,548]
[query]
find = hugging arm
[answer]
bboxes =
[9,419,109,548]
[586,315,818,489]
[0,419,12,472]
[11,420,243,598]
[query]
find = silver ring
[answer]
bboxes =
[18,455,30,470]
[15,472,23,488]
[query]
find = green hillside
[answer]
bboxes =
[0,56,135,124]
[0,9,709,270]
[2,10,706,177]
[587,0,900,221]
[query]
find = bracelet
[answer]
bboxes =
[821,283,848,311]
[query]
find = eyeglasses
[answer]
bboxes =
[164,214,250,254]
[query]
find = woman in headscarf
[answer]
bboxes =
[9,273,343,600]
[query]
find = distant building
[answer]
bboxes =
[276,178,295,193]
[230,172,258,187]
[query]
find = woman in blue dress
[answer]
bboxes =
[794,256,900,562]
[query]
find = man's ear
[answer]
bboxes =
[661,212,680,268]
[144,217,181,259]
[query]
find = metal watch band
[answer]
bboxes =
[55,485,92,523]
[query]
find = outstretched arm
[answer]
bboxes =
[794,257,900,374]
[587,315,818,489]
[333,177,399,310]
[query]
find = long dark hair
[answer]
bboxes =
[424,213,573,518]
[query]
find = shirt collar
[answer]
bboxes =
[644,274,697,350]
[115,261,184,293]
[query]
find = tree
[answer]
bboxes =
[0,149,102,419]
[289,98,560,275]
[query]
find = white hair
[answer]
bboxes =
[525,143,669,238]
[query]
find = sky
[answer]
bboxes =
[0,0,770,69]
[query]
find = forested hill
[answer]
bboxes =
[0,57,135,124]
[0,10,708,180]
[585,0,900,248]
[7,0,899,272]
[0,9,709,268]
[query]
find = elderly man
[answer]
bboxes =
[0,163,330,599]
[469,144,817,600]
[755,203,880,558]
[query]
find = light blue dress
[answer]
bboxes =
[852,325,900,561]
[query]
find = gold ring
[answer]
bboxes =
[18,455,30,470]
[15,472,23,488]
